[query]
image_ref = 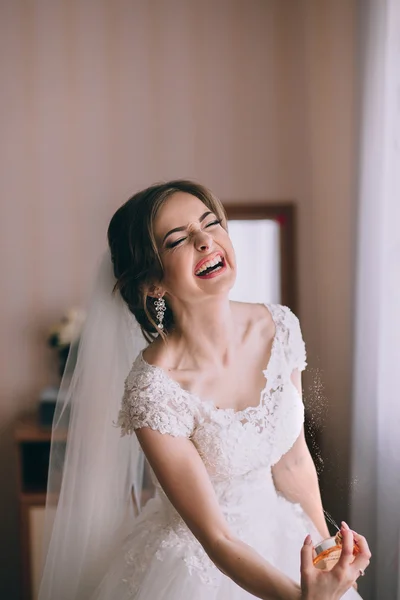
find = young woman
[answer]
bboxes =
[38,181,369,600]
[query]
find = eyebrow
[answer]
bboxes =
[162,211,214,243]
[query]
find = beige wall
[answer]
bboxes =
[0,1,358,597]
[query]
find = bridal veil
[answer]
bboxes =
[38,250,147,600]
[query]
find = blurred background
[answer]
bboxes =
[0,1,398,599]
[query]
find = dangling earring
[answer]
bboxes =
[154,294,166,330]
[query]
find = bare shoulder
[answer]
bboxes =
[142,336,170,369]
[230,300,275,338]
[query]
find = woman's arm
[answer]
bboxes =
[136,426,302,600]
[271,368,329,540]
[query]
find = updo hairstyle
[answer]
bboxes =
[107,180,227,343]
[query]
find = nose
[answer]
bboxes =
[193,230,212,253]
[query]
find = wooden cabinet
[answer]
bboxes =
[15,416,60,600]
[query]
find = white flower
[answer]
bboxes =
[48,308,86,347]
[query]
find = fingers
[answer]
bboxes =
[352,531,371,556]
[349,532,371,579]
[337,523,354,568]
[300,534,314,576]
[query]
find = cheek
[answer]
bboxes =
[161,249,192,283]
[220,233,236,268]
[218,229,235,253]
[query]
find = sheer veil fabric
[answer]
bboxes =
[38,251,147,600]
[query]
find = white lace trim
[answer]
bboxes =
[117,363,196,437]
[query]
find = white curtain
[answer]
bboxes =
[350,1,400,599]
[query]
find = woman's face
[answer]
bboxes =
[152,192,236,304]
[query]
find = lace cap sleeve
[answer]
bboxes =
[117,357,195,438]
[282,306,307,372]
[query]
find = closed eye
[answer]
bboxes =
[167,237,186,248]
[166,219,222,249]
[205,219,222,228]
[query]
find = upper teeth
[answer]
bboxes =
[195,256,223,275]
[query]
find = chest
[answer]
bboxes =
[191,381,304,479]
[173,328,276,412]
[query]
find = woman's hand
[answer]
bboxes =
[300,522,371,600]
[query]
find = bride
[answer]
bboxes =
[38,180,370,600]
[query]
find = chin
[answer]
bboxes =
[199,271,236,296]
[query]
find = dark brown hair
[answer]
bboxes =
[107,180,227,343]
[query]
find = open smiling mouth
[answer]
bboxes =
[195,256,226,278]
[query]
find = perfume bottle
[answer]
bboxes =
[313,531,360,571]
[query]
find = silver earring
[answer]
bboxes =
[154,295,166,330]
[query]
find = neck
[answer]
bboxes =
[167,296,237,369]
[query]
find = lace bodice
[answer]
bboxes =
[118,304,307,473]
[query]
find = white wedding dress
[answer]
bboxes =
[91,304,361,599]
